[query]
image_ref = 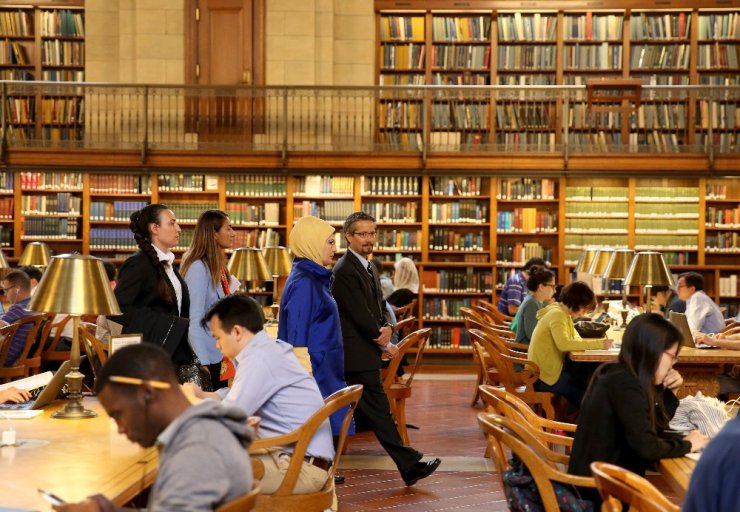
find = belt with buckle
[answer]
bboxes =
[305,456,332,472]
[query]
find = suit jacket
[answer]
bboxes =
[331,250,388,373]
[111,251,192,363]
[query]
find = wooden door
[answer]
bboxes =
[185,0,264,144]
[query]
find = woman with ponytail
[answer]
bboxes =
[111,204,192,364]
[181,210,239,390]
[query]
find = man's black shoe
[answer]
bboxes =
[334,474,346,485]
[401,458,441,486]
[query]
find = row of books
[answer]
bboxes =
[0,172,14,193]
[0,41,29,65]
[379,102,421,130]
[494,132,556,149]
[495,243,553,266]
[0,197,12,219]
[158,174,217,192]
[432,103,489,130]
[630,45,690,70]
[225,175,287,197]
[636,203,698,217]
[379,44,425,70]
[568,106,623,130]
[496,45,556,70]
[225,203,280,226]
[564,43,622,70]
[706,233,740,252]
[0,69,33,80]
[496,208,557,233]
[635,186,699,201]
[296,176,354,196]
[21,193,81,214]
[90,201,148,222]
[430,177,484,196]
[705,183,734,200]
[0,227,11,248]
[698,133,737,151]
[377,131,422,150]
[362,202,418,223]
[41,69,84,81]
[566,235,629,249]
[41,40,84,66]
[495,103,556,131]
[635,218,699,233]
[41,98,83,124]
[168,202,219,223]
[423,297,473,321]
[698,13,739,40]
[431,45,490,69]
[497,13,557,42]
[565,218,627,232]
[630,12,690,41]
[432,16,491,41]
[0,9,32,37]
[565,185,629,200]
[379,74,425,86]
[697,43,740,69]
[362,176,421,196]
[429,201,487,224]
[422,268,493,293]
[563,13,623,41]
[718,274,739,296]
[634,104,687,130]
[428,228,486,251]
[427,327,471,350]
[634,234,698,249]
[90,175,152,194]
[293,200,354,224]
[41,9,84,37]
[661,251,695,265]
[699,75,738,86]
[20,172,82,190]
[42,125,83,142]
[628,131,685,153]
[23,217,78,238]
[232,228,282,250]
[4,97,34,124]
[698,101,738,131]
[432,73,490,86]
[498,178,556,200]
[379,15,424,41]
[89,229,137,250]
[375,229,421,251]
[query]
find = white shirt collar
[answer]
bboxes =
[153,244,175,266]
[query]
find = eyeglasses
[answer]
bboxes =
[352,231,377,239]
[663,351,679,365]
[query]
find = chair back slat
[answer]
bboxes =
[590,462,679,512]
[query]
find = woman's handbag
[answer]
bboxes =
[177,358,213,392]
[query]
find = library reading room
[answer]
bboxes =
[0,0,739,511]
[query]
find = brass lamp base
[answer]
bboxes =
[52,367,97,419]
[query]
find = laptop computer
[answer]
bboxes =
[669,312,715,349]
[0,359,75,410]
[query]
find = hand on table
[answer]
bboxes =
[0,387,31,404]
[602,338,613,350]
[684,430,709,453]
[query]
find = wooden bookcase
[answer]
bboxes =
[374,1,740,153]
[0,1,84,144]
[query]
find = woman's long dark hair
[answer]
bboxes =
[590,313,683,430]
[129,203,175,305]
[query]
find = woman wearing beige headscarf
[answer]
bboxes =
[278,216,353,442]
[387,257,419,307]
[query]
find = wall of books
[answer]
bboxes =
[4,170,737,353]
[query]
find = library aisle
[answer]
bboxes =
[335,372,680,511]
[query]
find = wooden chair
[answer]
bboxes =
[383,327,432,445]
[392,299,417,322]
[392,315,416,338]
[40,314,74,368]
[249,384,363,512]
[0,313,48,382]
[478,299,513,325]
[216,483,261,512]
[590,462,679,512]
[78,321,108,383]
[479,384,576,458]
[477,412,597,510]
[469,329,557,420]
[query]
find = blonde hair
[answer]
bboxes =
[181,210,230,286]
[393,257,419,293]
[290,216,335,266]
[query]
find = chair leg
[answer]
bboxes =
[396,398,409,445]
[471,367,483,407]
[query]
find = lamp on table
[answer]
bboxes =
[573,247,600,281]
[623,251,674,324]
[228,247,271,295]
[28,254,121,419]
[19,241,51,268]
[602,249,636,329]
[587,248,614,295]
[263,246,292,322]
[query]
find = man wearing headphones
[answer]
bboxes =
[53,343,253,512]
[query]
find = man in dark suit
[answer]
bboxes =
[331,211,440,486]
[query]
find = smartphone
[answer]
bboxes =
[38,489,66,506]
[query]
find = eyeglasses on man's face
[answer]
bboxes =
[352,231,377,239]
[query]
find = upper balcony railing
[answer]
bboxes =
[1,81,737,160]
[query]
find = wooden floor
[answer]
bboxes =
[336,372,680,511]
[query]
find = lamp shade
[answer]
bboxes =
[263,246,292,276]
[587,248,615,275]
[19,242,51,268]
[0,250,8,270]
[29,254,121,315]
[602,249,635,280]
[228,247,271,282]
[623,251,674,287]
[574,248,600,273]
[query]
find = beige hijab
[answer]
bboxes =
[393,257,419,293]
[289,216,335,266]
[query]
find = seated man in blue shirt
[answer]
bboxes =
[189,294,335,495]
[677,271,725,334]
[0,270,37,366]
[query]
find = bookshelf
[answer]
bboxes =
[705,177,740,319]
[375,2,740,154]
[0,2,85,145]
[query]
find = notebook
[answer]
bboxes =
[669,312,715,349]
[0,359,75,411]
